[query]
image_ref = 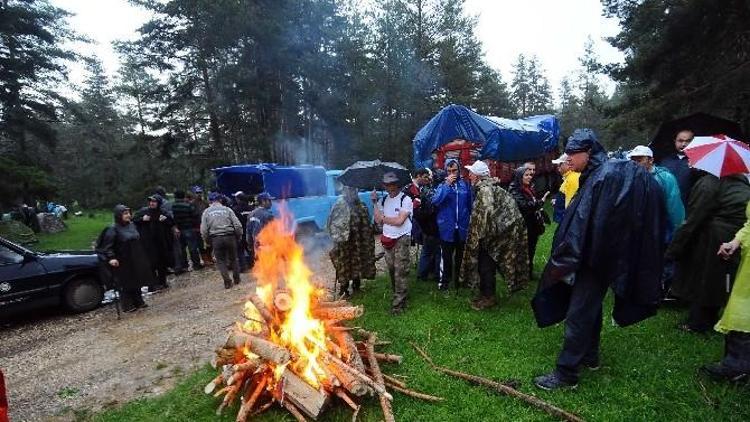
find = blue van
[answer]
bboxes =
[212,164,374,234]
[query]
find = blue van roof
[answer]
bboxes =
[212,164,327,199]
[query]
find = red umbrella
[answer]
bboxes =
[684,134,750,177]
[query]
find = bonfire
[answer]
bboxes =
[205,214,441,421]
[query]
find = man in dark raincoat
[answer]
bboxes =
[326,186,376,297]
[667,173,750,332]
[134,195,175,292]
[97,205,155,312]
[532,129,665,390]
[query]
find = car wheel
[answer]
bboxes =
[64,277,104,313]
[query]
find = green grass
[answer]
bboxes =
[85,225,749,422]
[33,211,110,252]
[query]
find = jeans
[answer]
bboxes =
[178,228,202,269]
[556,270,609,382]
[417,234,441,281]
[440,229,465,288]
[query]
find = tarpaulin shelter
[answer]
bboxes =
[412,104,560,170]
[212,164,327,199]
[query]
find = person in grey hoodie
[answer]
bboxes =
[201,192,243,289]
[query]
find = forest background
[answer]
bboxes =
[1,0,748,208]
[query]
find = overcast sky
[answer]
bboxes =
[54,0,624,97]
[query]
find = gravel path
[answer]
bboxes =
[0,238,348,422]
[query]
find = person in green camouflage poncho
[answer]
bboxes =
[327,186,376,297]
[460,161,529,310]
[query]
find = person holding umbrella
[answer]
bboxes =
[371,172,413,315]
[667,135,750,333]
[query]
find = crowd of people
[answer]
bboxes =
[96,187,276,312]
[327,127,750,390]
[95,125,750,391]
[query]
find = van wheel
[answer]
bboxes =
[64,277,104,313]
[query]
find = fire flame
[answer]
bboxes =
[241,209,329,389]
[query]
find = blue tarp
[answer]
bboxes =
[412,104,560,169]
[212,164,327,199]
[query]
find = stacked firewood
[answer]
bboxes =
[206,295,441,421]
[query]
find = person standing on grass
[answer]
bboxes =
[97,205,153,312]
[372,172,413,315]
[509,166,549,279]
[201,192,243,289]
[460,161,529,310]
[703,199,750,382]
[405,168,441,284]
[172,190,203,272]
[667,172,750,332]
[431,158,472,291]
[532,129,665,391]
[133,195,174,292]
[327,185,376,298]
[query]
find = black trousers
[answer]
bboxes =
[440,229,465,287]
[212,235,241,285]
[687,304,721,332]
[527,228,540,278]
[723,331,750,372]
[478,247,498,298]
[119,287,145,311]
[556,271,609,382]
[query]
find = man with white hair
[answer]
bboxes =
[460,160,529,310]
[628,145,685,237]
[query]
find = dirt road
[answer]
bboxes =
[0,245,347,422]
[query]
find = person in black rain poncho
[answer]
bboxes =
[133,195,175,292]
[97,205,155,312]
[532,129,666,390]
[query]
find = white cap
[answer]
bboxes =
[233,190,245,197]
[464,160,490,177]
[551,153,568,165]
[627,145,653,159]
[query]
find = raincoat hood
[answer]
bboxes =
[511,166,527,187]
[444,158,461,179]
[113,204,130,225]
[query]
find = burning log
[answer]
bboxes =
[312,305,364,321]
[241,334,291,365]
[279,369,330,420]
[274,288,293,311]
[248,294,274,324]
[236,375,268,422]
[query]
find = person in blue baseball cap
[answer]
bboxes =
[532,128,666,391]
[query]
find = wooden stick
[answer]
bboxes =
[242,334,291,365]
[321,352,392,400]
[315,299,351,308]
[281,400,308,422]
[366,371,406,389]
[236,375,268,422]
[373,352,402,364]
[384,380,444,402]
[249,401,273,417]
[412,343,585,422]
[335,389,359,410]
[216,384,240,415]
[312,305,364,321]
[204,373,224,394]
[233,357,262,373]
[248,294,274,324]
[363,332,395,422]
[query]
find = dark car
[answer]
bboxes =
[0,236,105,318]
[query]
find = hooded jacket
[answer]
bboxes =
[532,135,666,328]
[431,158,473,242]
[97,205,155,289]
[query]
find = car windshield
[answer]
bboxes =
[0,238,35,257]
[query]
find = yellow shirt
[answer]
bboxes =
[560,171,580,207]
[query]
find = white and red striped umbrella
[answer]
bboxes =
[684,134,750,177]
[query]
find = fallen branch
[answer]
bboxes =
[412,343,585,422]
[363,332,395,422]
[385,380,444,403]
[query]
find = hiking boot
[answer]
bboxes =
[581,360,601,371]
[533,372,578,391]
[437,283,449,291]
[470,296,497,311]
[224,280,233,289]
[390,307,405,316]
[700,363,749,383]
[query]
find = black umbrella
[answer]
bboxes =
[338,160,411,190]
[650,112,745,162]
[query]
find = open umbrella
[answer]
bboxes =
[338,160,411,190]
[684,135,750,177]
[650,112,744,163]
